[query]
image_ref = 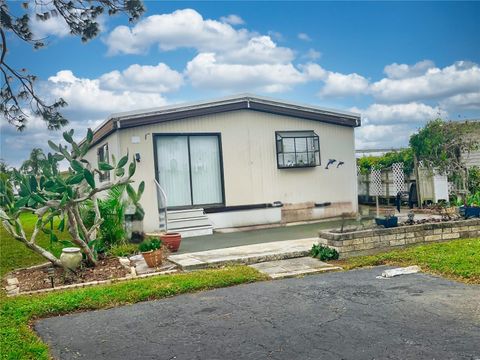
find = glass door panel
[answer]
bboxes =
[189,136,222,205]
[156,136,191,207]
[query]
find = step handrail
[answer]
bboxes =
[154,179,168,232]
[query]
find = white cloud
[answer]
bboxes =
[1,66,176,167]
[300,63,327,80]
[185,53,305,93]
[371,61,480,103]
[30,7,106,39]
[303,48,321,61]
[105,9,250,55]
[320,72,369,97]
[355,124,411,149]
[308,60,480,104]
[30,12,70,38]
[267,31,284,42]
[440,92,480,111]
[220,14,245,25]
[218,36,294,65]
[383,60,435,79]
[298,33,311,41]
[353,102,448,149]
[352,102,446,125]
[101,10,304,92]
[46,70,168,120]
[301,64,369,98]
[99,63,183,93]
[0,106,100,168]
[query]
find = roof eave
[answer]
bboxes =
[87,95,361,147]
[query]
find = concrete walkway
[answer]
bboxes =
[249,257,342,279]
[176,219,360,254]
[169,238,317,270]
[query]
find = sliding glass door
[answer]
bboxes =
[155,134,224,208]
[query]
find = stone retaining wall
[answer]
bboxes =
[318,218,480,257]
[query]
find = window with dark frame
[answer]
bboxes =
[276,131,320,169]
[97,143,110,182]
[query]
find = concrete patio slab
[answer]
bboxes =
[249,257,342,279]
[176,219,362,254]
[168,238,317,270]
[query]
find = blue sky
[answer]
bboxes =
[2,1,480,166]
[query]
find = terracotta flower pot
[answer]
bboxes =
[161,232,182,252]
[141,248,163,268]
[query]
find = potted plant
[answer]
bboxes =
[375,210,398,228]
[460,191,480,218]
[160,232,182,252]
[138,238,163,268]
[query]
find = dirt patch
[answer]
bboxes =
[8,257,130,292]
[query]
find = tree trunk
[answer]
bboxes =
[1,219,69,271]
[66,208,97,266]
[26,241,69,270]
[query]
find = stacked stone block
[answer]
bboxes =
[318,218,480,257]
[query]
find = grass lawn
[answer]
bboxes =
[0,213,64,277]
[1,213,478,358]
[337,238,480,284]
[0,213,266,359]
[0,266,266,360]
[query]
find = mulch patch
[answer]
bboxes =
[8,257,130,292]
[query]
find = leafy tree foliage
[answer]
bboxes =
[468,166,480,194]
[0,128,143,269]
[357,148,414,175]
[19,147,49,175]
[0,0,144,130]
[0,159,11,175]
[410,119,480,192]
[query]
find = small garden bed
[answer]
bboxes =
[4,253,179,296]
[5,257,130,293]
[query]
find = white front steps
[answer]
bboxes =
[164,208,213,238]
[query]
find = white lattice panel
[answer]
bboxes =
[392,162,405,194]
[370,169,383,196]
[448,181,455,194]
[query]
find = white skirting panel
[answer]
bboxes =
[208,208,282,229]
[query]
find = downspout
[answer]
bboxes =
[114,119,121,180]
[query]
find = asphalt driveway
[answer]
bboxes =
[35,267,480,360]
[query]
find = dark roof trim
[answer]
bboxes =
[88,95,361,147]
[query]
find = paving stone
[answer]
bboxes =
[7,278,19,286]
[169,238,317,270]
[118,257,131,269]
[249,257,342,279]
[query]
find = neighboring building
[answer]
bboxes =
[84,94,361,236]
[462,120,480,169]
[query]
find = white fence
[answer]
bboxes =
[357,162,449,204]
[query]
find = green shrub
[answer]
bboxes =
[468,166,480,194]
[310,244,339,261]
[466,191,480,207]
[109,243,138,257]
[81,185,128,252]
[138,237,162,252]
[357,148,414,175]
